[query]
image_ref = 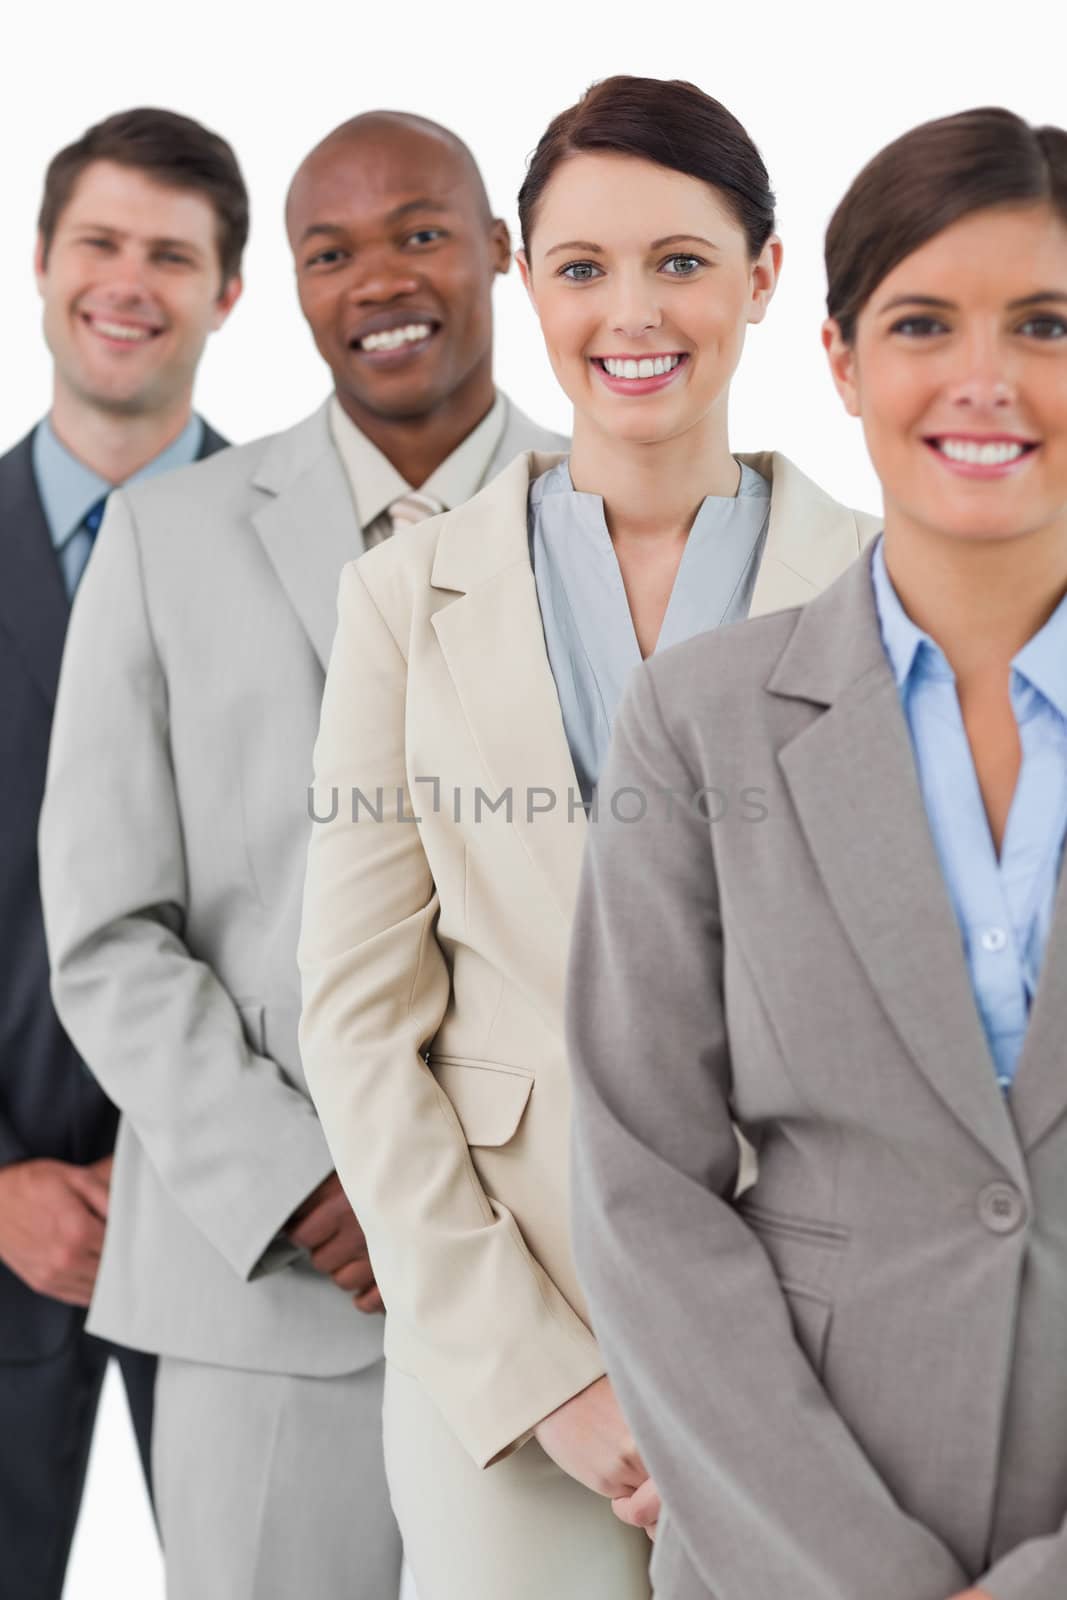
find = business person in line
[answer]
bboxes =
[0,108,242,1600]
[297,75,877,1600]
[567,106,1067,1600]
[39,110,563,1600]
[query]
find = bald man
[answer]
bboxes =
[39,112,566,1600]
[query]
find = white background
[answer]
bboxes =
[2,0,1055,1593]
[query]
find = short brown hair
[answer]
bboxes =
[38,107,249,286]
[517,75,775,260]
[826,107,1067,342]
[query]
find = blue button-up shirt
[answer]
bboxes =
[32,413,204,599]
[871,538,1067,1089]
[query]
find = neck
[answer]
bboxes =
[50,379,195,484]
[882,509,1067,678]
[335,356,496,488]
[568,396,738,545]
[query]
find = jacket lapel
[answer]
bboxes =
[250,403,364,671]
[742,450,879,617]
[0,430,70,705]
[429,451,587,922]
[771,556,1023,1176]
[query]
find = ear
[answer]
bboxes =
[211,274,244,331]
[489,217,512,277]
[822,317,860,416]
[34,233,48,297]
[746,233,783,325]
[515,248,537,311]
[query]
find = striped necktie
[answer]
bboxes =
[387,491,445,535]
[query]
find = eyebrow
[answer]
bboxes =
[544,233,719,259]
[72,223,202,255]
[300,199,454,245]
[878,290,1067,314]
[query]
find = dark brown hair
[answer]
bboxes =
[38,107,249,287]
[517,75,775,259]
[826,107,1067,342]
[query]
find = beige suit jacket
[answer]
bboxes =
[39,396,564,1375]
[298,448,878,1460]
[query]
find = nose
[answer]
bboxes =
[348,249,420,305]
[943,330,1017,411]
[97,247,153,306]
[608,268,662,341]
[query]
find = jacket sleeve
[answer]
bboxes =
[566,661,969,1600]
[981,1524,1067,1600]
[0,1113,29,1169]
[298,561,604,1468]
[38,492,333,1283]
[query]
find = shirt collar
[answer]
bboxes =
[33,413,204,550]
[1013,586,1067,720]
[328,391,507,527]
[871,534,1067,716]
[870,535,950,687]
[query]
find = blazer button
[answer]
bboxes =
[978,1182,1026,1235]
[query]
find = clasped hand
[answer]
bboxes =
[534,1375,661,1539]
[284,1171,383,1313]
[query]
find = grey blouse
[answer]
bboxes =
[529,456,771,805]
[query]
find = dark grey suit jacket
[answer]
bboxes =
[567,548,1067,1600]
[0,420,226,1362]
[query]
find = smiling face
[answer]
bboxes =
[287,121,510,425]
[517,152,779,446]
[824,203,1067,547]
[36,159,240,417]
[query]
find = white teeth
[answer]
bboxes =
[937,438,1027,465]
[360,322,432,351]
[92,318,153,342]
[601,354,681,379]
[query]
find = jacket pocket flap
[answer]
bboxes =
[736,1201,848,1299]
[430,1057,534,1148]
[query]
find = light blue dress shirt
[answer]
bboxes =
[871,537,1067,1090]
[530,457,771,803]
[32,413,204,599]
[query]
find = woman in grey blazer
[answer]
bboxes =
[567,107,1067,1600]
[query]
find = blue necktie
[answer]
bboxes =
[82,495,109,544]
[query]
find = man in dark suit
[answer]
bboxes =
[0,107,246,1599]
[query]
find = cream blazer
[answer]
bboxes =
[297,448,879,1468]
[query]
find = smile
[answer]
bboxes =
[82,313,161,345]
[591,352,689,395]
[349,318,441,365]
[925,434,1039,477]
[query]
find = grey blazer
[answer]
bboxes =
[567,548,1067,1600]
[39,394,566,1375]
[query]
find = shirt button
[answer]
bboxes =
[979,927,1008,953]
[978,1182,1026,1235]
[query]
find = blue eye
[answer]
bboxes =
[559,261,603,282]
[661,254,704,276]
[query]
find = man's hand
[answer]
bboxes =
[0,1156,111,1305]
[284,1172,383,1313]
[533,1376,648,1499]
[949,1592,995,1599]
[612,1475,661,1541]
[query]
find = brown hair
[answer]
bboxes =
[517,75,775,259]
[826,107,1067,342]
[38,107,249,287]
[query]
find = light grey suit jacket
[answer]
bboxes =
[567,548,1067,1600]
[39,394,566,1375]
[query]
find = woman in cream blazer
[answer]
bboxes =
[567,108,1067,1600]
[298,74,875,1600]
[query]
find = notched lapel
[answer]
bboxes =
[779,677,1022,1174]
[772,564,1022,1176]
[428,454,586,923]
[250,409,362,672]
